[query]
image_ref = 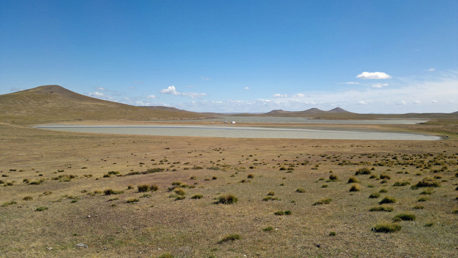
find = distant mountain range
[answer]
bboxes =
[0,85,456,124]
[0,85,205,124]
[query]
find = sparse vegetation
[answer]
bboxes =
[216,194,238,204]
[372,223,401,233]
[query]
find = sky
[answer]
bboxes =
[0,0,457,113]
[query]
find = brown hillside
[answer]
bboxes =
[0,85,205,124]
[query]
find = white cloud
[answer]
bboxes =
[160,85,206,98]
[294,93,305,98]
[243,86,250,90]
[357,72,391,80]
[273,93,288,98]
[371,83,389,88]
[427,68,436,72]
[147,94,156,99]
[201,76,211,81]
[160,85,179,95]
[89,91,104,97]
[97,87,105,91]
[358,100,368,105]
[343,81,360,85]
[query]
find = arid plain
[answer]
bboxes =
[0,86,457,257]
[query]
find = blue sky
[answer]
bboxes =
[1,0,457,113]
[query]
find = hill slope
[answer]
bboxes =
[0,85,205,124]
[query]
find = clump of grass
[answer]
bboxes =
[329,174,338,181]
[23,196,33,201]
[417,197,428,202]
[263,226,274,232]
[393,213,416,221]
[191,194,203,199]
[355,168,371,175]
[369,206,393,212]
[274,210,292,216]
[174,188,186,196]
[321,184,328,188]
[412,178,440,189]
[137,184,158,192]
[262,196,280,201]
[379,196,396,204]
[247,174,254,179]
[379,188,388,193]
[347,177,359,183]
[420,189,434,195]
[267,191,275,196]
[413,205,424,209]
[296,188,305,193]
[158,253,174,258]
[379,174,391,180]
[424,222,434,227]
[349,184,361,192]
[216,194,238,204]
[372,223,401,233]
[1,201,17,207]
[313,198,332,206]
[103,189,123,195]
[218,234,240,244]
[35,206,48,212]
[329,231,336,236]
[126,198,139,203]
[369,192,380,198]
[393,181,410,187]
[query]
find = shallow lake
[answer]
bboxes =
[36,124,441,140]
[194,116,428,124]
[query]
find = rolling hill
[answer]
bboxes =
[0,85,206,124]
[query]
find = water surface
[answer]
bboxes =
[36,124,440,141]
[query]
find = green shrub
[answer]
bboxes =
[355,168,371,175]
[329,231,336,236]
[217,194,238,204]
[412,178,440,188]
[218,234,240,244]
[158,253,174,258]
[349,184,361,192]
[35,206,48,212]
[313,198,332,206]
[191,194,203,199]
[126,198,139,203]
[263,226,274,232]
[372,223,401,233]
[347,177,359,183]
[393,213,416,221]
[174,188,186,196]
[1,201,17,207]
[369,192,380,198]
[379,196,396,204]
[369,206,393,212]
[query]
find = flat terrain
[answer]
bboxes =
[0,123,457,257]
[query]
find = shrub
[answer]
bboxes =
[412,178,440,188]
[1,201,17,207]
[158,253,174,258]
[393,181,410,187]
[349,184,361,192]
[379,196,396,204]
[267,192,275,196]
[23,196,33,201]
[355,168,371,175]
[369,206,393,212]
[379,174,391,180]
[379,188,388,193]
[413,205,424,210]
[104,189,123,195]
[217,194,238,204]
[296,188,305,193]
[247,174,254,179]
[174,188,186,196]
[329,174,338,181]
[126,198,139,203]
[263,226,274,232]
[372,223,401,233]
[420,189,434,195]
[369,192,380,199]
[347,177,359,183]
[35,206,48,212]
[313,198,332,206]
[137,185,149,192]
[191,194,203,199]
[274,210,291,215]
[218,234,240,244]
[417,197,428,202]
[393,213,416,221]
[329,231,336,236]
